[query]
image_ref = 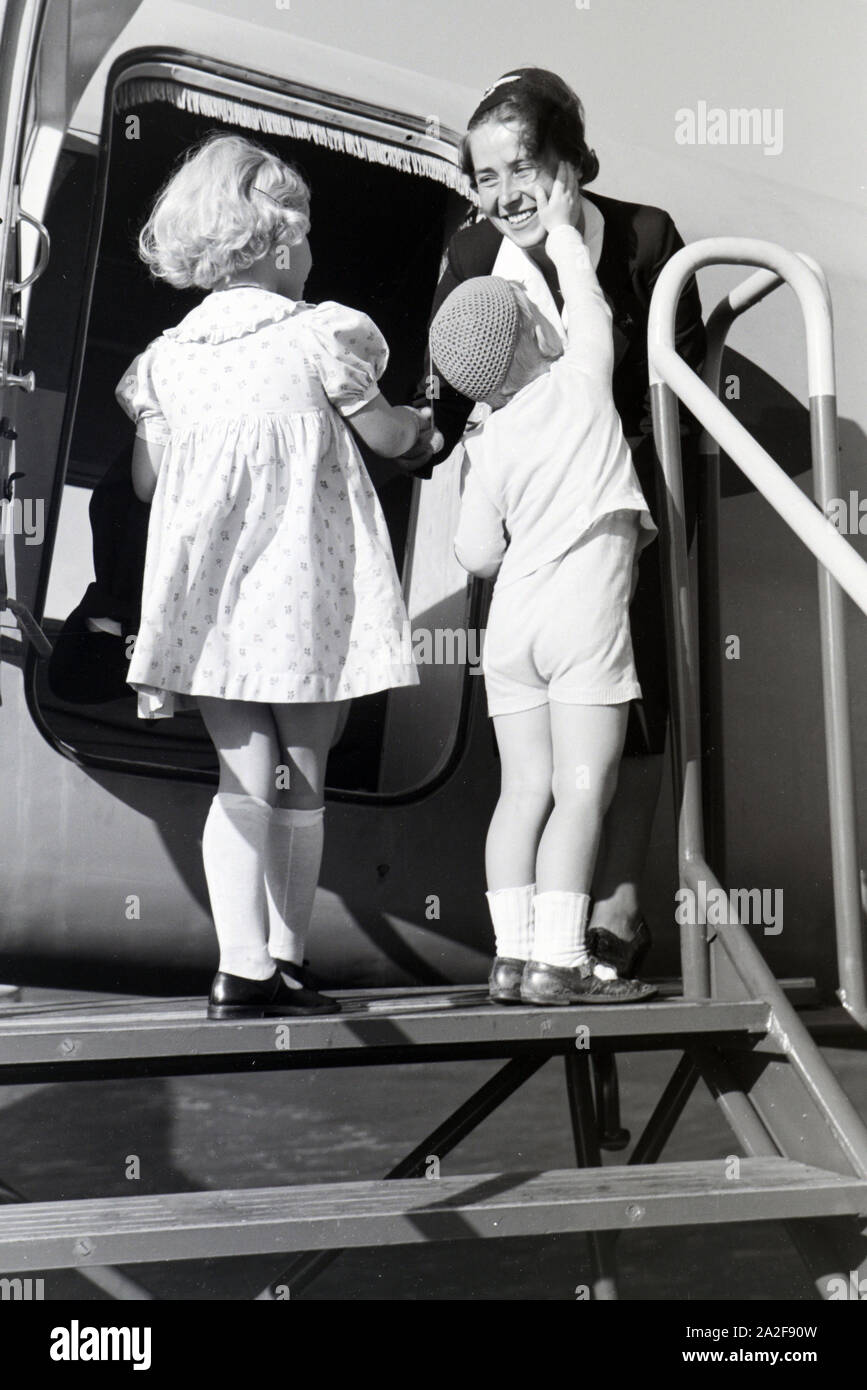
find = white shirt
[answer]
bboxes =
[454,226,655,587]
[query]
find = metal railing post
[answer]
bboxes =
[811,396,866,1020]
[648,238,867,1025]
[650,381,710,998]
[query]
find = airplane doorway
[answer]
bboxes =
[30,78,475,796]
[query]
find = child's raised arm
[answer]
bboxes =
[536,166,614,377]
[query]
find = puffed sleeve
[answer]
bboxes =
[305,302,389,417]
[115,343,171,445]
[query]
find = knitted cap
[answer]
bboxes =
[429,277,520,401]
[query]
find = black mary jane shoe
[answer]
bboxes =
[488,956,525,1004]
[587,919,652,978]
[208,970,339,1021]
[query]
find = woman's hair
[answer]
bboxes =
[459,68,599,188]
[139,133,311,289]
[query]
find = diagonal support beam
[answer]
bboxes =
[629,1053,701,1167]
[254,1052,548,1299]
[696,1045,867,1300]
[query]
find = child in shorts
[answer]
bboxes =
[430,164,657,1006]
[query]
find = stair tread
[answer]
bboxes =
[0,994,771,1069]
[0,1159,863,1270]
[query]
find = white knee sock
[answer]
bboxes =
[485,884,535,961]
[265,806,325,967]
[202,792,274,981]
[532,891,591,970]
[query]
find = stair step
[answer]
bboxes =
[0,993,771,1073]
[0,1159,864,1272]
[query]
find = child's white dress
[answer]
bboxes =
[116,289,418,718]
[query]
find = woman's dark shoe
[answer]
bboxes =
[208,969,339,1020]
[587,919,652,978]
[520,957,657,1006]
[273,957,331,992]
[488,956,525,1004]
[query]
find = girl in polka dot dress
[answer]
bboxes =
[116,134,439,1019]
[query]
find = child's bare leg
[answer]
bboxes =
[486,706,553,888]
[270,701,348,809]
[536,703,628,891]
[197,697,281,980]
[265,701,349,968]
[198,695,282,803]
[532,703,627,972]
[485,706,553,965]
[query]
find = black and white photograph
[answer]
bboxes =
[0,0,864,1344]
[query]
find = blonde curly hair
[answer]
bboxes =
[138,133,311,290]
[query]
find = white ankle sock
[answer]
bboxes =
[532,891,592,970]
[265,806,325,972]
[202,792,274,981]
[485,884,535,961]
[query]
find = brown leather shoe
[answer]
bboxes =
[208,970,339,1020]
[488,956,525,1004]
[520,958,657,1006]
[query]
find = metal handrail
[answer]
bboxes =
[648,237,867,1026]
[697,255,832,883]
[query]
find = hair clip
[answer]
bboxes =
[480,73,524,100]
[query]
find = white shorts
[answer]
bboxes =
[483,510,642,717]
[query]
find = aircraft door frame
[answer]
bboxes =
[0,0,72,682]
[0,0,71,415]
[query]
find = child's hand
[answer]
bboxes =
[415,406,444,452]
[396,406,444,469]
[534,162,581,236]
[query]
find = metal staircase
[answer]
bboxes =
[0,982,863,1299]
[0,240,865,1300]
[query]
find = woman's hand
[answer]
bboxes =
[534,162,581,236]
